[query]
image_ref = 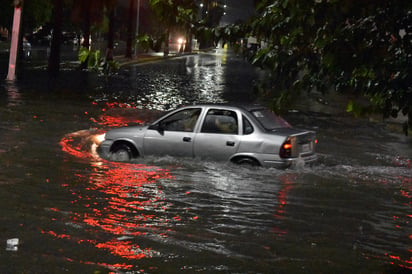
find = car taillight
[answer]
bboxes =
[280,139,292,158]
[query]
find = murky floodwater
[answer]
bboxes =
[0,50,411,273]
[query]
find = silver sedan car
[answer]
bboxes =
[98,104,317,168]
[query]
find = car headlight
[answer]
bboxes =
[94,133,106,145]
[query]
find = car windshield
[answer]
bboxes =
[250,108,291,130]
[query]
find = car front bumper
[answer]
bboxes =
[97,140,114,158]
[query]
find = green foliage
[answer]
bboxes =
[0,0,15,28]
[78,47,118,76]
[149,0,197,34]
[251,0,412,133]
[0,0,52,31]
[149,0,177,27]
[103,59,120,76]
[24,0,53,29]
[149,0,198,54]
[221,23,251,46]
[154,0,197,27]
[136,34,151,52]
[78,47,94,68]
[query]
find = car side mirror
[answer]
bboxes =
[149,123,164,135]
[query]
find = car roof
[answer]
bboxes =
[190,103,267,112]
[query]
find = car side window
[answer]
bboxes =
[160,108,201,132]
[201,109,238,134]
[243,116,254,135]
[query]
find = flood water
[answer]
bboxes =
[0,50,411,273]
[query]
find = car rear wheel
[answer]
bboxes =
[111,144,133,162]
[234,157,260,167]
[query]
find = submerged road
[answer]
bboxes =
[0,48,411,273]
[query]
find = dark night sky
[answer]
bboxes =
[119,0,256,26]
[221,0,255,25]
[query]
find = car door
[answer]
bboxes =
[193,108,240,161]
[143,108,201,157]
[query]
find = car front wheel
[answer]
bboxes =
[111,144,133,162]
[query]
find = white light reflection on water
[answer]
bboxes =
[98,49,234,111]
[138,53,227,110]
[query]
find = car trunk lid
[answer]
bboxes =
[274,129,317,158]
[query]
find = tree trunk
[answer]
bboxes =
[163,29,169,57]
[185,30,192,53]
[125,0,135,58]
[79,1,91,69]
[6,4,22,81]
[48,0,63,78]
[106,8,115,62]
[82,1,91,49]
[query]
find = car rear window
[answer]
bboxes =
[251,108,291,130]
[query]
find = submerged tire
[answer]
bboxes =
[234,157,260,167]
[111,144,133,162]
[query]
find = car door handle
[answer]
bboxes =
[183,137,192,142]
[226,141,235,146]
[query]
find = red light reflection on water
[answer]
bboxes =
[90,114,143,128]
[56,101,178,271]
[60,101,164,162]
[57,101,176,270]
[59,102,412,271]
[40,227,135,270]
[271,173,412,270]
[366,253,412,271]
[99,101,138,110]
[271,173,296,237]
[364,175,412,270]
[92,102,141,127]
[274,174,296,219]
[89,101,163,128]
[41,230,71,240]
[70,162,174,262]
[47,160,174,270]
[60,129,104,160]
[95,239,153,260]
[392,175,412,270]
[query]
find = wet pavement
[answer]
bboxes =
[0,49,411,273]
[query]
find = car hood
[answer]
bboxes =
[105,125,148,139]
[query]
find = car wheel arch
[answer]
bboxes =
[231,155,261,166]
[110,140,140,158]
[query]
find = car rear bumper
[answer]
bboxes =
[261,153,318,168]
